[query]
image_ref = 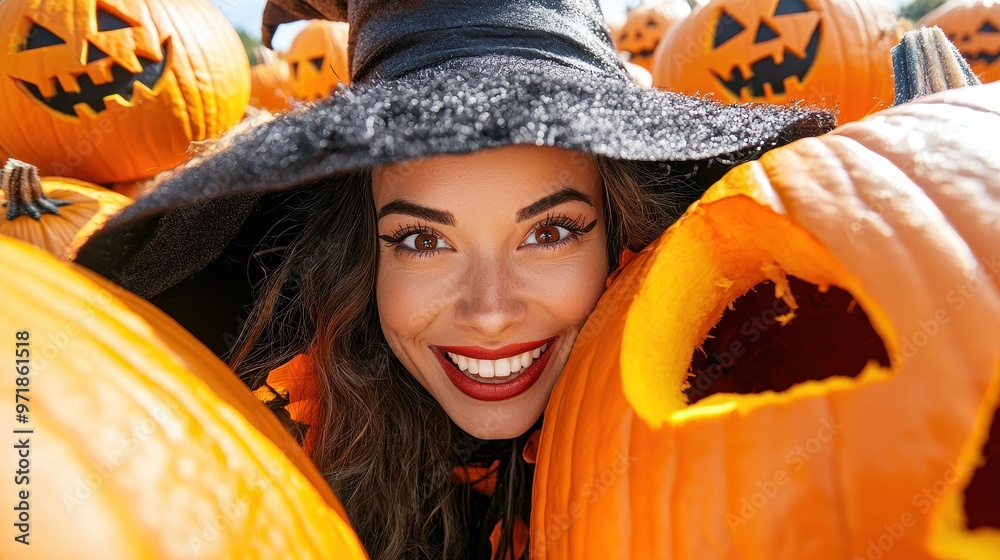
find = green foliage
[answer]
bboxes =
[899,0,948,24]
[237,28,262,66]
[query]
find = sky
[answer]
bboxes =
[210,0,909,52]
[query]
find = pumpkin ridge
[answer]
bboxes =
[823,134,980,301]
[830,116,1000,294]
[160,0,208,138]
[191,0,228,136]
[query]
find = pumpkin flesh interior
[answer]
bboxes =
[621,193,897,425]
[964,402,1000,530]
[930,364,1000,557]
[686,275,890,404]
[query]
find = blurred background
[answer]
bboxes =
[211,0,914,53]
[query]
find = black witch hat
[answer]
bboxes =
[75,0,835,356]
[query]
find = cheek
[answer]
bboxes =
[375,260,457,343]
[528,243,609,330]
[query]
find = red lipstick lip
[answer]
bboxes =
[431,338,558,401]
[434,338,554,360]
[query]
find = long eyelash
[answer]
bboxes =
[540,213,598,235]
[378,223,433,245]
[377,222,445,258]
[523,213,598,251]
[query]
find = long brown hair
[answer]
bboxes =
[229,155,684,558]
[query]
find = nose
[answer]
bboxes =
[452,255,528,339]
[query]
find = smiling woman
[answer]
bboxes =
[373,146,610,437]
[74,0,834,557]
[221,145,677,558]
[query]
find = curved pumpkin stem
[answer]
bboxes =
[892,26,981,105]
[1,159,71,221]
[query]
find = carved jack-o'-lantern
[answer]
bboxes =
[652,0,903,123]
[0,0,251,184]
[614,0,691,70]
[919,0,1000,83]
[533,82,1000,559]
[286,20,350,102]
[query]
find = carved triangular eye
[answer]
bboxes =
[979,21,999,33]
[755,21,780,43]
[86,43,109,62]
[97,8,131,31]
[309,56,324,71]
[23,22,65,50]
[291,61,300,77]
[774,0,810,16]
[713,10,744,48]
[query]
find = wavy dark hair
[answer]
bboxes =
[228,154,698,559]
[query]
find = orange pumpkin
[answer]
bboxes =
[250,46,293,113]
[533,83,1000,558]
[0,0,251,184]
[613,0,691,70]
[1,159,131,259]
[919,0,1000,83]
[0,237,369,559]
[652,0,903,123]
[286,20,350,102]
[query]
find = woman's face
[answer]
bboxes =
[373,145,608,439]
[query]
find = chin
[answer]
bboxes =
[454,408,543,440]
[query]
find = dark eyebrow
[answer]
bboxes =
[376,187,593,225]
[516,188,594,222]
[376,200,455,225]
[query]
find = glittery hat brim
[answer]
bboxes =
[75,59,834,354]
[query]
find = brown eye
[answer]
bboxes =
[414,233,438,250]
[379,230,452,254]
[534,225,562,244]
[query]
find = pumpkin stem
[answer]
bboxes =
[1,159,72,221]
[892,26,981,105]
[254,45,280,66]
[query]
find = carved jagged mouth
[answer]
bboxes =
[965,50,1000,65]
[712,28,821,98]
[19,42,168,117]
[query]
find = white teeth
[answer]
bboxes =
[444,343,551,379]
[509,356,522,373]
[479,359,495,378]
[495,358,511,377]
[520,351,532,369]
